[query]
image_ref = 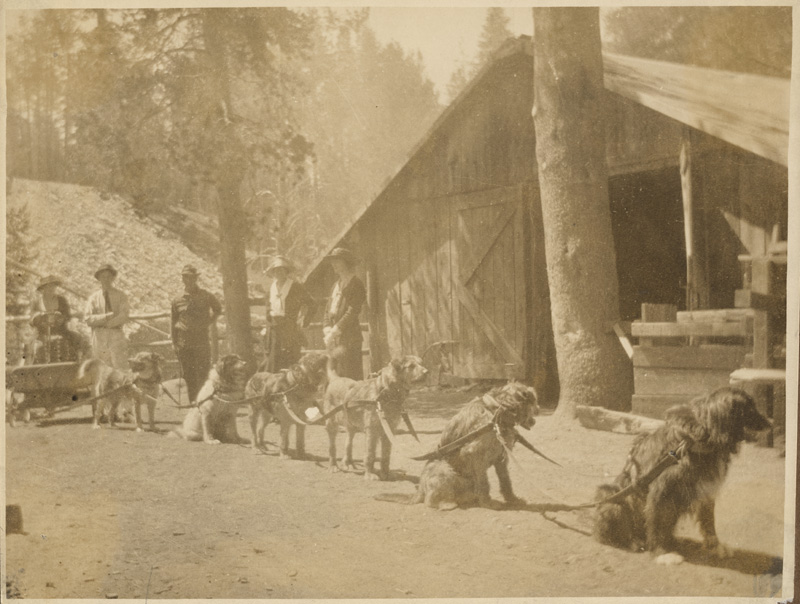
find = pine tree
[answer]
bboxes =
[476,7,513,66]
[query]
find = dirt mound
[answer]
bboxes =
[7,178,224,316]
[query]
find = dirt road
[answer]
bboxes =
[5,386,785,599]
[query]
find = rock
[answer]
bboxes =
[105,593,119,599]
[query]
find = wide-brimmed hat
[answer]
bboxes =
[94,264,118,279]
[37,275,62,291]
[326,247,359,266]
[266,256,296,276]
[181,264,199,277]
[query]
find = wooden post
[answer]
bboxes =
[680,132,694,312]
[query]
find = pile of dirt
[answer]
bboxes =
[7,179,224,318]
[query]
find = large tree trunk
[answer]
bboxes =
[531,8,632,416]
[202,10,254,369]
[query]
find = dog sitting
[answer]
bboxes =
[245,351,328,458]
[323,356,428,480]
[78,351,164,431]
[169,354,249,444]
[593,387,771,564]
[412,381,538,510]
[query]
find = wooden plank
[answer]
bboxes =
[513,185,526,362]
[454,282,524,367]
[613,323,634,359]
[575,405,664,434]
[631,322,751,338]
[634,367,733,396]
[639,304,678,346]
[729,368,786,384]
[603,52,790,166]
[459,202,516,282]
[677,309,755,323]
[435,200,454,348]
[631,394,695,420]
[409,199,429,357]
[632,345,747,370]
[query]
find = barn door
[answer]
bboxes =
[452,186,527,379]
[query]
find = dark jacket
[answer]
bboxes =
[323,276,366,346]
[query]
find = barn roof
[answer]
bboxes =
[304,35,790,283]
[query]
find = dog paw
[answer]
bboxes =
[135,427,144,433]
[655,552,684,566]
[92,423,102,430]
[204,438,221,445]
[364,471,381,481]
[329,465,341,474]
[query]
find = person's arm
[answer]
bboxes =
[333,279,365,334]
[84,294,110,328]
[104,291,129,328]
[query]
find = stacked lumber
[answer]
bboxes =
[630,304,752,419]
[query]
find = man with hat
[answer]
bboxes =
[84,264,130,370]
[171,264,222,402]
[263,255,313,372]
[323,247,367,380]
[31,275,81,363]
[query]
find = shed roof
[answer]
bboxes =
[304,35,790,282]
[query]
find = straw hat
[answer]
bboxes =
[94,264,118,279]
[37,275,62,291]
[181,264,199,277]
[326,247,359,266]
[266,256,296,276]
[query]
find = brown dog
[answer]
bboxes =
[169,354,248,444]
[413,381,538,510]
[245,351,328,458]
[78,351,164,431]
[323,356,428,480]
[594,387,771,564]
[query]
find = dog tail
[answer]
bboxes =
[78,358,101,381]
[373,492,419,505]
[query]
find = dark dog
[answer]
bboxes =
[245,351,328,459]
[412,381,538,510]
[78,351,164,431]
[169,354,248,444]
[323,356,428,480]
[594,387,771,564]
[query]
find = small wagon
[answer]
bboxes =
[5,361,92,426]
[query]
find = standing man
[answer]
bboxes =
[171,265,222,403]
[85,264,130,369]
[264,256,312,372]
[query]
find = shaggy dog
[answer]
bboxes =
[593,387,771,564]
[245,351,329,458]
[169,354,249,444]
[323,356,428,480]
[78,351,164,431]
[410,381,538,510]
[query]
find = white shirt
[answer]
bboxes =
[269,279,294,317]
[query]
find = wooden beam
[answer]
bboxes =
[454,282,524,367]
[603,53,789,166]
[633,345,747,370]
[631,321,751,338]
[575,404,663,434]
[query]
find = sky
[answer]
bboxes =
[367,7,534,101]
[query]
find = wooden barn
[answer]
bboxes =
[302,36,789,413]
